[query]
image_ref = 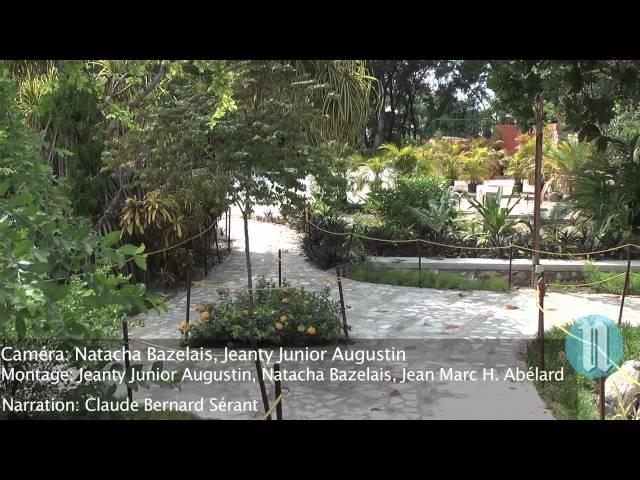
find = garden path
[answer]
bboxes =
[130,206,640,420]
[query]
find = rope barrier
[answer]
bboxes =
[535,288,640,389]
[307,218,640,257]
[547,272,628,289]
[43,219,220,283]
[191,278,341,291]
[144,220,219,257]
[262,387,289,420]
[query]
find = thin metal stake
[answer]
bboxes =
[204,228,208,277]
[227,208,231,252]
[255,358,271,420]
[618,245,631,326]
[121,320,134,403]
[336,268,349,339]
[274,363,283,420]
[278,249,282,287]
[599,376,606,420]
[214,220,221,264]
[417,241,422,288]
[185,269,191,325]
[508,245,514,290]
[537,275,546,371]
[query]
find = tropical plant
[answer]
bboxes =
[467,187,530,247]
[378,143,420,176]
[119,190,184,244]
[566,134,640,246]
[303,210,355,269]
[427,140,462,183]
[543,136,592,195]
[460,146,493,188]
[512,133,556,186]
[211,60,376,302]
[0,76,170,417]
[351,154,392,194]
[408,189,461,239]
[505,153,527,189]
[368,174,448,229]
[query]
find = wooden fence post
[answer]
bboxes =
[121,320,134,403]
[336,267,349,339]
[618,245,631,326]
[255,358,271,420]
[274,363,283,420]
[537,274,546,371]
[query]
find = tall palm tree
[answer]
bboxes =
[292,60,381,148]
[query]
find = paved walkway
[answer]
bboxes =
[130,206,640,420]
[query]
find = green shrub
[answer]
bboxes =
[303,211,356,269]
[582,263,640,295]
[55,277,129,339]
[349,262,509,292]
[186,277,344,347]
[368,174,448,229]
[527,323,640,419]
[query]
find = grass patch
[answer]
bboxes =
[349,262,509,292]
[551,262,640,295]
[527,323,640,420]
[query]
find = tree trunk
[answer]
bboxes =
[242,207,254,306]
[372,108,385,148]
[104,63,169,138]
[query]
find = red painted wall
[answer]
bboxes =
[497,124,520,154]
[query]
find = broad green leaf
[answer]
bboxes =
[133,255,147,271]
[12,239,32,257]
[0,179,10,196]
[118,244,141,255]
[102,230,122,248]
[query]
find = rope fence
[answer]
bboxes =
[535,280,640,420]
[101,211,640,420]
[306,218,640,257]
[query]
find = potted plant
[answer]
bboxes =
[430,140,462,187]
[461,147,492,193]
[505,154,526,194]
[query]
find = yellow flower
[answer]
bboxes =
[297,325,305,333]
[243,309,250,316]
[281,297,290,305]
[282,287,290,294]
[307,326,317,335]
[275,322,284,330]
[200,311,210,320]
[179,320,189,330]
[280,315,288,323]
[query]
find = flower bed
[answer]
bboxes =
[184,277,344,347]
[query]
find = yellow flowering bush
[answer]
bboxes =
[186,276,342,347]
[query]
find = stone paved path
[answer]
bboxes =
[130,206,640,420]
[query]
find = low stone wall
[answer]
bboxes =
[366,256,640,288]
